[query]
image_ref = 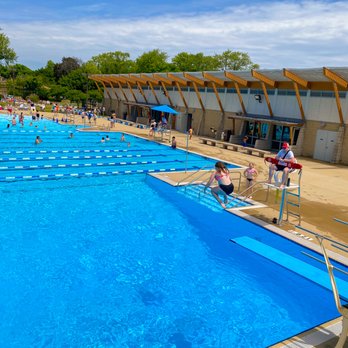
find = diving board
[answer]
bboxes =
[232,236,348,301]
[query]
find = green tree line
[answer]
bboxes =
[0,30,259,106]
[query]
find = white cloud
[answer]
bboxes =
[4,0,348,69]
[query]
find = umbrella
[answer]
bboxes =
[151,105,178,114]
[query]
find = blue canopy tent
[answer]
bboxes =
[151,105,179,114]
[150,105,179,143]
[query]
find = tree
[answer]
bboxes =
[59,68,87,91]
[36,60,56,82]
[65,89,86,106]
[172,52,219,72]
[89,51,135,74]
[0,30,17,66]
[135,49,170,73]
[215,50,259,71]
[54,57,81,80]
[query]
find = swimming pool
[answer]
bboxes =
[0,115,346,347]
[0,116,239,181]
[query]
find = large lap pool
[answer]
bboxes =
[0,115,346,347]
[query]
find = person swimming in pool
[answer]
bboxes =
[204,161,234,209]
[35,135,42,145]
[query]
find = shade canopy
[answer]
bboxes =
[151,105,179,114]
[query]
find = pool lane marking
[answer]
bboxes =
[0,153,171,162]
[0,160,163,170]
[0,148,157,155]
[1,167,187,181]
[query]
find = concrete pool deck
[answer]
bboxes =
[45,113,348,347]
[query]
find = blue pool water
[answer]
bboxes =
[0,116,238,181]
[0,116,346,347]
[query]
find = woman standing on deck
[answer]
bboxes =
[204,161,234,209]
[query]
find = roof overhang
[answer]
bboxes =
[229,113,304,127]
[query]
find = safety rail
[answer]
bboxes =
[175,165,211,187]
[296,220,348,348]
[225,180,268,208]
[176,166,243,200]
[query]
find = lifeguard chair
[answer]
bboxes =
[264,157,303,225]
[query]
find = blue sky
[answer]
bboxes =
[1,0,347,70]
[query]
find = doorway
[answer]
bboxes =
[313,130,337,162]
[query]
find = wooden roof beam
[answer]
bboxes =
[159,81,173,106]
[211,82,224,113]
[323,67,348,88]
[260,82,274,117]
[109,78,128,102]
[148,82,160,104]
[174,81,188,109]
[292,82,305,121]
[203,72,225,87]
[140,74,160,85]
[283,69,310,89]
[99,81,112,100]
[233,82,246,115]
[224,71,248,87]
[323,68,346,125]
[167,73,188,86]
[191,81,205,112]
[153,74,174,85]
[251,70,277,88]
[128,74,148,84]
[93,80,104,96]
[183,73,206,87]
[332,82,344,125]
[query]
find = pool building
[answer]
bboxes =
[90,67,348,165]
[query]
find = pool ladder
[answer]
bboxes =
[296,220,348,348]
[176,165,242,203]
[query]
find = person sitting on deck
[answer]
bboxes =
[241,135,248,147]
[267,142,295,189]
[204,161,234,209]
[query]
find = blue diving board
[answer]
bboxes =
[232,236,348,301]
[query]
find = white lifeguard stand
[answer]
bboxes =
[264,167,303,226]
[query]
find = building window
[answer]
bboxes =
[271,125,301,150]
[245,121,269,146]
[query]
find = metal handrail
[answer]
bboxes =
[176,165,211,187]
[335,218,348,226]
[225,180,268,208]
[296,223,348,348]
[177,167,243,202]
[296,225,348,251]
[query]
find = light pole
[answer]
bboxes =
[185,131,189,173]
[86,75,89,111]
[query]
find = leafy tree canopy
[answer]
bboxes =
[89,51,135,74]
[0,30,17,66]
[172,52,219,72]
[215,50,259,71]
[54,57,81,80]
[135,49,171,73]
